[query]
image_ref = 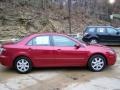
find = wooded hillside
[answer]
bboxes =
[0,0,119,39]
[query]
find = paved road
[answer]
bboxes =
[0,46,120,90]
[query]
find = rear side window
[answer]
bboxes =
[27,36,50,46]
[86,27,95,33]
[97,28,106,33]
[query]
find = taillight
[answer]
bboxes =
[84,32,88,36]
[0,47,6,55]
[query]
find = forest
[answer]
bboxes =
[0,0,119,39]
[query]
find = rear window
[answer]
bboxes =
[27,36,50,46]
[86,27,95,33]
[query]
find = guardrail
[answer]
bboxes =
[0,38,18,43]
[68,33,83,39]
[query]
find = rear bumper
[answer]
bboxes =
[0,55,6,65]
[0,55,11,67]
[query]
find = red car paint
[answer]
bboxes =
[0,33,116,68]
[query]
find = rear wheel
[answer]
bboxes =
[88,55,106,72]
[14,57,32,74]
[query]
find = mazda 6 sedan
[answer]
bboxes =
[0,33,116,73]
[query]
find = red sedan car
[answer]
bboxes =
[0,33,116,73]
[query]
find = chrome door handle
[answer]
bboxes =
[57,49,61,50]
[28,48,32,51]
[57,49,61,52]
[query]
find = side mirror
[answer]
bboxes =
[116,32,119,35]
[74,44,80,49]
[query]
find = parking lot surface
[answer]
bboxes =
[0,46,120,90]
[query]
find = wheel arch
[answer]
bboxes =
[89,37,99,42]
[87,53,108,65]
[13,55,33,67]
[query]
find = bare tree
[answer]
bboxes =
[68,0,72,33]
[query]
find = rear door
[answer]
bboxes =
[96,27,109,42]
[27,35,54,67]
[106,27,120,43]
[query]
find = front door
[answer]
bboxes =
[96,27,109,43]
[52,35,88,66]
[106,27,120,43]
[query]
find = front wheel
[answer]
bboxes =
[14,57,32,74]
[88,55,106,72]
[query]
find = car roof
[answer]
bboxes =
[116,27,120,29]
[86,26,113,28]
[17,32,82,45]
[84,26,117,32]
[29,33,68,37]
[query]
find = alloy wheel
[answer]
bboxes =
[88,55,106,72]
[91,57,104,71]
[15,57,32,73]
[16,59,30,72]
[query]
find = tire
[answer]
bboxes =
[88,55,106,72]
[90,38,98,44]
[14,56,32,74]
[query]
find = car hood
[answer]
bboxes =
[84,43,112,51]
[88,44,106,47]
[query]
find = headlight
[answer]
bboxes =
[109,50,115,54]
[83,32,88,36]
[0,48,6,55]
[108,48,116,54]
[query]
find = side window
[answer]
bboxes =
[53,36,76,46]
[107,28,117,34]
[87,27,95,33]
[27,36,50,46]
[97,28,106,33]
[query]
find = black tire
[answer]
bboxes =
[14,56,32,74]
[90,38,98,44]
[88,55,106,72]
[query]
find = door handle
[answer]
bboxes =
[57,49,61,50]
[56,49,61,52]
[28,48,32,51]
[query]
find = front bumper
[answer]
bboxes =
[106,52,116,65]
